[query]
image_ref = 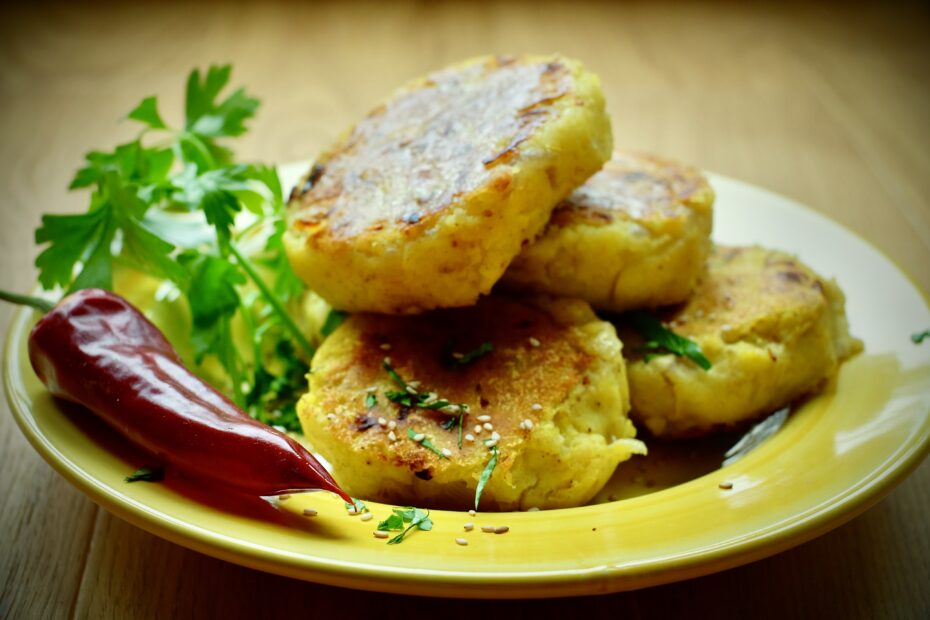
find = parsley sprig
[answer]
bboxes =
[377,507,433,544]
[628,311,712,371]
[34,65,310,432]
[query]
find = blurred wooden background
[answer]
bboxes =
[1,1,928,617]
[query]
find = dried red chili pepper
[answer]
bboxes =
[18,287,350,502]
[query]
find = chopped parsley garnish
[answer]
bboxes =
[125,466,164,483]
[345,498,369,513]
[364,392,377,409]
[911,329,930,344]
[628,311,712,370]
[407,428,448,459]
[444,341,493,367]
[381,359,467,413]
[474,446,499,510]
[377,507,433,544]
[321,309,348,337]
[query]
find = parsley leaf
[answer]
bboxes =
[128,96,167,130]
[628,311,712,370]
[182,64,259,169]
[365,393,377,409]
[180,253,246,386]
[407,428,448,459]
[377,507,433,545]
[912,330,930,344]
[36,173,182,292]
[345,498,369,514]
[474,446,499,510]
[125,466,164,483]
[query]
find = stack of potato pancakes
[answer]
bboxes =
[284,55,861,511]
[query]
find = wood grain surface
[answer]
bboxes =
[1,1,928,618]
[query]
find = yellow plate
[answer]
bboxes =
[5,169,930,598]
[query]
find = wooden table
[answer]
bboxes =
[2,2,928,617]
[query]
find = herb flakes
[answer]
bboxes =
[125,466,164,483]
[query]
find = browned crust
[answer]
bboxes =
[288,56,575,242]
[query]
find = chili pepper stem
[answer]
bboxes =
[0,289,55,313]
[227,242,315,360]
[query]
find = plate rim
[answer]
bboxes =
[5,171,930,598]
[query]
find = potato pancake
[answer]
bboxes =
[503,151,714,311]
[618,245,862,438]
[298,296,645,511]
[285,55,612,314]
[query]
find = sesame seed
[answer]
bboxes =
[445,404,460,413]
[482,422,493,431]
[468,509,477,516]
[278,494,291,501]
[412,432,426,442]
[383,356,392,365]
[531,403,542,411]
[465,433,475,442]
[463,522,474,531]
[408,380,421,389]
[490,431,501,441]
[521,419,534,430]
[441,448,453,457]
[326,413,337,421]
[452,352,464,360]
[366,385,378,393]
[347,507,358,515]
[494,526,510,534]
[474,425,483,434]
[485,439,498,448]
[527,507,540,512]
[360,512,374,522]
[302,508,318,517]
[388,431,397,442]
[373,530,390,539]
[461,404,471,413]
[377,417,387,426]
[387,420,397,430]
[719,481,734,490]
[455,537,469,546]
[380,343,392,351]
[481,525,496,533]
[405,385,418,395]
[476,414,492,422]
[528,337,541,347]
